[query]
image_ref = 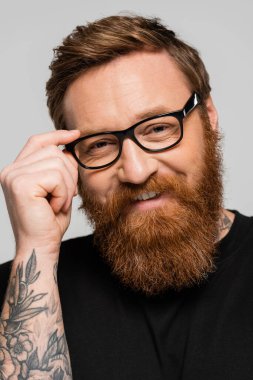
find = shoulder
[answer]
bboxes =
[0,260,12,309]
[58,234,103,275]
[60,234,94,254]
[59,234,96,265]
[217,210,253,265]
[232,210,253,240]
[0,235,95,307]
[0,259,12,276]
[58,234,116,295]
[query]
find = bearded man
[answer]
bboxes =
[0,14,252,380]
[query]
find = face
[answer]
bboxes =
[64,49,223,295]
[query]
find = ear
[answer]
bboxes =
[204,95,218,131]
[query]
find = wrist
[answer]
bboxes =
[15,242,60,262]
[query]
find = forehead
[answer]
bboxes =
[63,49,191,133]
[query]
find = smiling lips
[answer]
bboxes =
[133,191,160,201]
[129,191,171,212]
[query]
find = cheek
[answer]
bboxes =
[79,169,116,204]
[181,126,206,182]
[156,123,205,181]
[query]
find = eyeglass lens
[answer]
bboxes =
[74,115,181,168]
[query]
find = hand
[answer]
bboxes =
[0,130,80,255]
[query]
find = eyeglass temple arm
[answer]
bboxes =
[183,93,201,117]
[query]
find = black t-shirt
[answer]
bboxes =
[1,210,253,379]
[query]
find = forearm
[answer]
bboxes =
[0,247,72,379]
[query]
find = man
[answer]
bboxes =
[0,14,252,380]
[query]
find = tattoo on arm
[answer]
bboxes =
[54,262,58,285]
[219,213,233,232]
[0,249,72,379]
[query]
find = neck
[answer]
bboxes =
[218,209,235,241]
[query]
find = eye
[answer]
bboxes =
[151,125,169,133]
[91,141,110,150]
[86,139,117,153]
[143,123,178,136]
[76,136,119,158]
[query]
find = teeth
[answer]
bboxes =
[134,191,159,201]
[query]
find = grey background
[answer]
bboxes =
[0,0,252,264]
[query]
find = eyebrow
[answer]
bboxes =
[80,105,175,136]
[135,105,174,121]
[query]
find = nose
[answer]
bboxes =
[117,139,158,184]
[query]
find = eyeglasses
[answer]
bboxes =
[66,92,201,170]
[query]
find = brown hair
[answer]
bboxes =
[46,14,211,130]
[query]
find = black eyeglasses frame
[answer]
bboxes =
[65,92,201,170]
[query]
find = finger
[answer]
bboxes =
[32,170,69,214]
[4,158,76,212]
[15,129,80,162]
[4,169,69,215]
[10,144,78,184]
[2,146,79,212]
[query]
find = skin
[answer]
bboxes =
[0,130,80,252]
[64,49,234,236]
[0,49,234,377]
[0,130,79,379]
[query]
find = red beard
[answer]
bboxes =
[78,106,223,295]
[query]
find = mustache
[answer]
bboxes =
[100,174,200,220]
